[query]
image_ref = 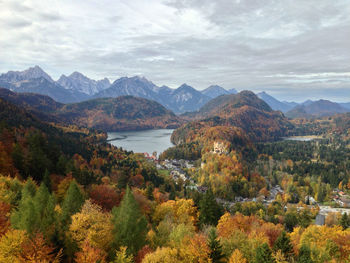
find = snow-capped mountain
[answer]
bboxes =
[0,65,54,83]
[201,85,230,98]
[57,72,110,95]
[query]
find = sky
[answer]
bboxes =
[0,0,349,102]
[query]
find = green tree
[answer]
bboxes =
[12,143,25,177]
[297,244,313,263]
[284,211,298,232]
[11,182,56,239]
[340,213,350,230]
[10,179,37,234]
[33,183,56,238]
[111,186,148,255]
[208,227,224,263]
[254,243,276,263]
[273,231,293,258]
[42,169,52,192]
[199,189,223,226]
[60,180,85,228]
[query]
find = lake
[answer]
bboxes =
[283,135,323,141]
[107,129,174,155]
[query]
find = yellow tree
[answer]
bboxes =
[69,199,113,252]
[75,240,107,263]
[142,247,180,263]
[153,198,198,227]
[0,229,26,263]
[179,234,211,263]
[228,249,247,263]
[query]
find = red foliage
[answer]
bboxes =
[89,184,121,211]
[0,202,11,237]
[135,245,153,263]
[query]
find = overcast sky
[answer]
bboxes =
[1,0,349,102]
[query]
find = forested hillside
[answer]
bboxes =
[1,92,350,263]
[0,88,183,131]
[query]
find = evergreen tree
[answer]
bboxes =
[208,228,224,263]
[43,169,52,192]
[10,178,37,234]
[297,244,313,263]
[284,211,298,232]
[254,243,276,263]
[60,180,85,228]
[11,182,56,238]
[12,143,25,177]
[273,231,293,258]
[199,189,223,226]
[340,213,350,230]
[33,183,56,237]
[146,183,154,200]
[112,186,148,255]
[22,177,37,198]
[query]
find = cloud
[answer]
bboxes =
[0,0,349,101]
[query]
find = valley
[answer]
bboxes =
[0,67,349,263]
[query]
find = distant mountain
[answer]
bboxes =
[0,88,183,131]
[301,99,314,106]
[286,99,349,118]
[257,92,295,112]
[0,67,89,103]
[0,87,63,113]
[228,88,238,94]
[174,91,292,143]
[0,65,54,83]
[340,102,350,110]
[165,84,210,113]
[11,77,89,103]
[201,85,229,98]
[94,76,158,100]
[94,78,210,114]
[57,72,110,95]
[283,101,298,109]
[57,96,182,131]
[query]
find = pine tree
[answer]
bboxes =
[33,183,56,238]
[11,182,57,239]
[199,189,223,226]
[273,231,293,258]
[22,178,37,198]
[43,169,52,192]
[112,186,148,255]
[254,243,276,263]
[12,143,25,177]
[146,183,154,201]
[340,213,349,230]
[10,179,37,234]
[208,228,225,263]
[60,180,85,228]
[297,244,313,263]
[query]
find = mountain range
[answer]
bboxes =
[0,88,182,131]
[0,66,349,117]
[171,90,293,144]
[285,99,349,118]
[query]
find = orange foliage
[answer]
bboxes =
[89,184,121,211]
[19,233,62,263]
[75,240,107,263]
[180,233,211,263]
[0,202,11,237]
[135,245,153,263]
[0,142,17,176]
[217,212,283,247]
[133,188,152,217]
